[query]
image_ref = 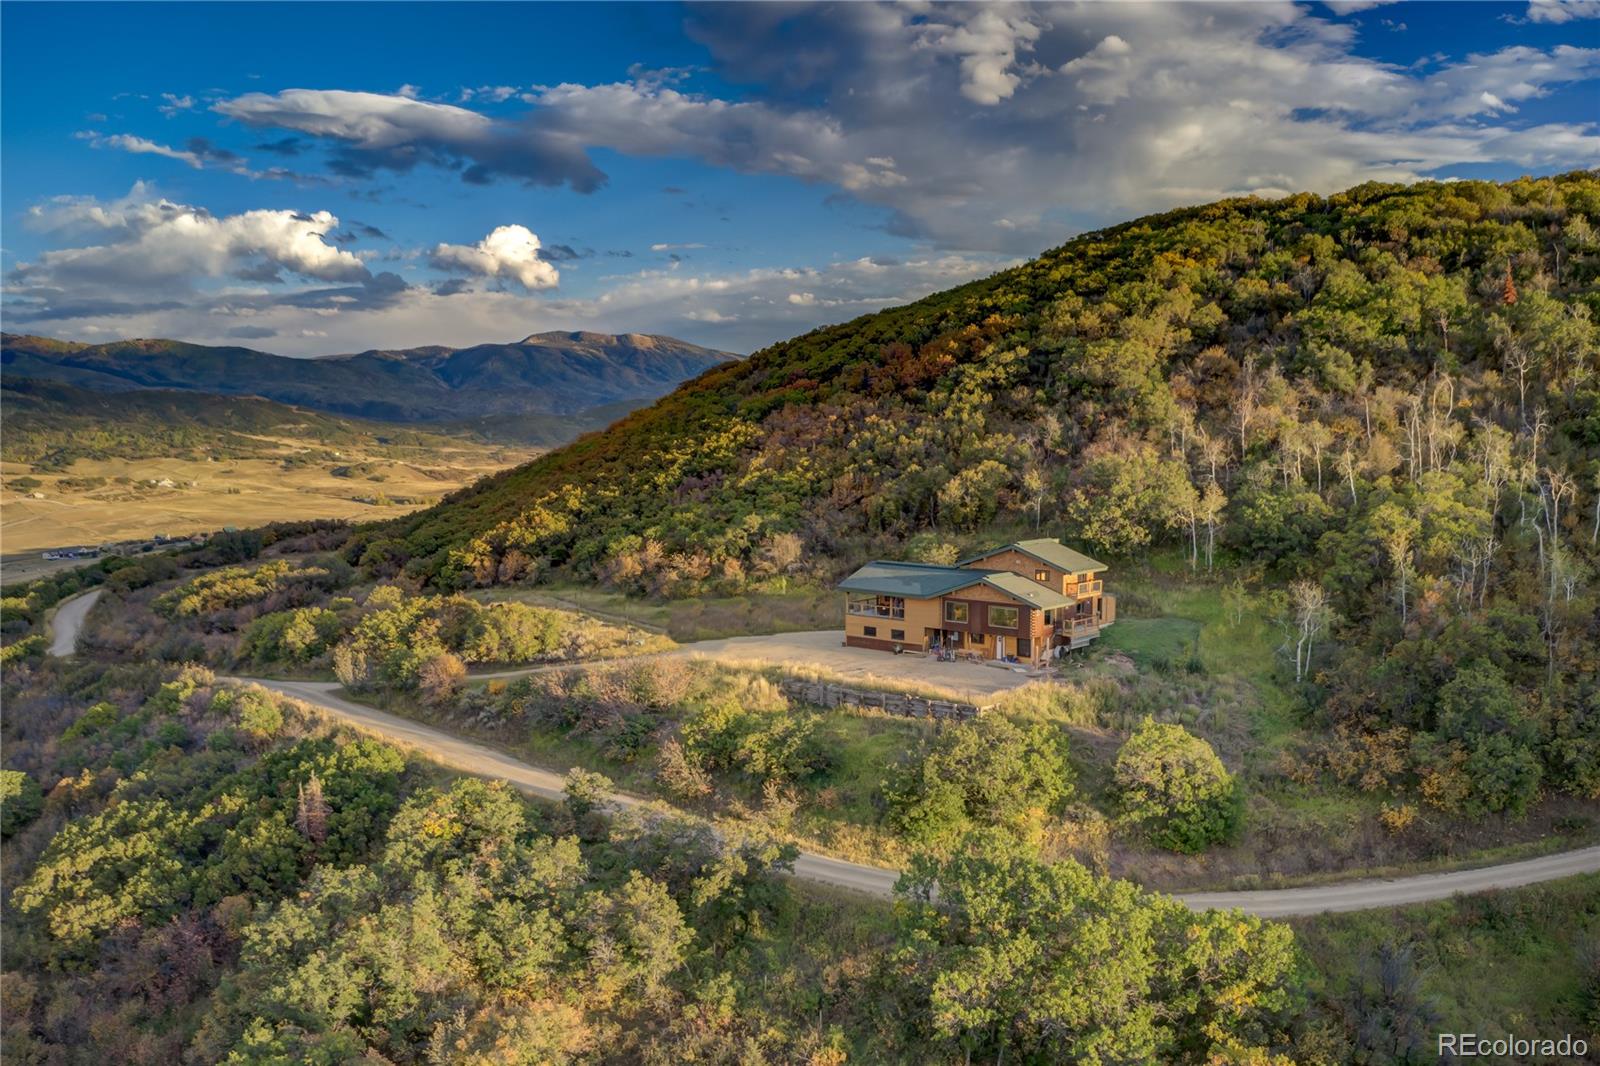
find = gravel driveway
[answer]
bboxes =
[670,629,1046,698]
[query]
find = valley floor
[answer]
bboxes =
[0,438,536,552]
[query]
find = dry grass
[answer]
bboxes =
[0,436,535,551]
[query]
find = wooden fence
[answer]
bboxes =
[779,678,985,721]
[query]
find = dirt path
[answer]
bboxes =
[231,676,1600,915]
[232,678,899,896]
[46,589,102,657]
[48,593,1600,913]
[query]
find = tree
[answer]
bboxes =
[584,872,691,1002]
[1199,481,1227,571]
[1371,503,1419,625]
[895,833,1294,1064]
[0,770,43,837]
[1068,442,1193,553]
[417,650,467,708]
[886,716,1073,845]
[1113,719,1239,853]
[1288,580,1331,683]
[295,773,330,844]
[1022,467,1049,530]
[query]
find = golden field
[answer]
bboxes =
[0,435,536,554]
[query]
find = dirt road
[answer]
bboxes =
[233,677,1600,915]
[46,593,1600,913]
[46,589,103,657]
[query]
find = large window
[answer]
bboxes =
[847,594,904,619]
[944,601,969,623]
[988,604,1020,629]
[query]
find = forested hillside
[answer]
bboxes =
[384,174,1596,586]
[372,173,1599,821]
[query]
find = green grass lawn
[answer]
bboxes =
[1098,617,1202,665]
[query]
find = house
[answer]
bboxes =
[838,538,1116,664]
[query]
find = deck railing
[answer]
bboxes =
[847,602,905,619]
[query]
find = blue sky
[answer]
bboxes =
[2,1,1596,356]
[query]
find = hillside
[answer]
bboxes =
[382,174,1598,587]
[0,330,738,423]
[369,174,1598,831]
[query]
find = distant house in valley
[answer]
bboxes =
[838,538,1116,665]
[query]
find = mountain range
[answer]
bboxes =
[0,331,737,425]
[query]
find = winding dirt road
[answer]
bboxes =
[46,599,1600,915]
[236,678,1600,916]
[46,589,102,657]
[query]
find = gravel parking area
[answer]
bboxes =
[674,629,1046,697]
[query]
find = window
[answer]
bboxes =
[1035,568,1050,584]
[988,605,1020,629]
[891,629,905,641]
[1044,610,1053,624]
[970,632,985,645]
[863,626,877,637]
[847,594,905,618]
[944,601,969,623]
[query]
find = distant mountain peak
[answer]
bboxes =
[517,330,662,348]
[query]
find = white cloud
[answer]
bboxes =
[8,185,369,295]
[650,242,707,251]
[214,88,604,189]
[77,131,202,169]
[202,8,1599,254]
[6,218,1010,357]
[914,7,1045,104]
[1323,0,1401,13]
[515,7,1600,252]
[158,93,195,116]
[218,89,488,149]
[1527,0,1600,23]
[430,224,560,290]
[460,85,521,103]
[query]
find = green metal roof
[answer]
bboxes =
[838,560,1074,610]
[838,561,988,599]
[958,538,1106,574]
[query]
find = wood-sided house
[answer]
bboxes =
[838,539,1116,664]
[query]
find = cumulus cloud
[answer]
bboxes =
[214,88,604,189]
[200,7,1599,253]
[1527,0,1600,23]
[430,224,560,290]
[6,185,371,304]
[6,211,1010,356]
[914,7,1045,104]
